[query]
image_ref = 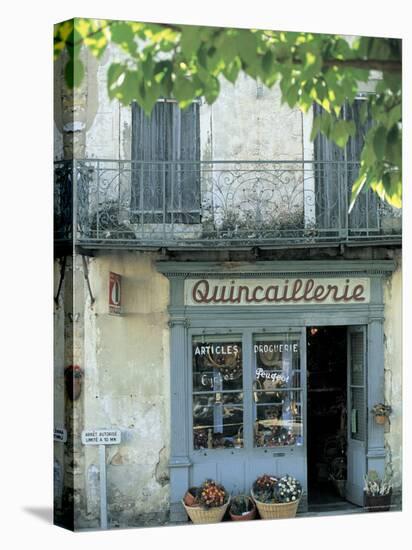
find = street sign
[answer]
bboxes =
[54,427,67,443]
[81,429,121,445]
[81,428,122,529]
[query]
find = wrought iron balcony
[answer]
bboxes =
[54,159,402,250]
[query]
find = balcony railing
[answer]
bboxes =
[54,159,402,250]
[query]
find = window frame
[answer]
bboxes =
[130,98,201,224]
[189,327,307,455]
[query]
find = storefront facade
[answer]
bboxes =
[158,260,396,520]
[54,41,402,529]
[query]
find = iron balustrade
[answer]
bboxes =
[54,159,402,249]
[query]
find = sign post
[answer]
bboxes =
[81,429,121,529]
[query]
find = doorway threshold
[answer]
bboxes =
[306,500,363,516]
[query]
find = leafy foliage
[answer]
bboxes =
[230,495,254,515]
[364,470,392,496]
[54,18,402,208]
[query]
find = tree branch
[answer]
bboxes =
[322,58,401,72]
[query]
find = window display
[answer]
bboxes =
[192,331,303,450]
[253,334,303,447]
[192,336,243,449]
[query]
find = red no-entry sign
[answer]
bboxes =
[109,272,121,315]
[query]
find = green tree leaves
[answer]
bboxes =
[54,18,402,209]
[64,57,84,88]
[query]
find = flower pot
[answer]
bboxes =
[331,478,346,499]
[374,415,386,425]
[183,488,197,507]
[229,498,256,521]
[182,497,230,524]
[251,490,300,519]
[364,490,392,512]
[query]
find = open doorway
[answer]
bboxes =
[307,326,350,510]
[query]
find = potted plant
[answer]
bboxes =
[229,495,256,521]
[251,474,302,519]
[329,473,346,499]
[329,456,347,498]
[371,403,392,425]
[183,487,198,507]
[364,470,392,512]
[182,479,230,524]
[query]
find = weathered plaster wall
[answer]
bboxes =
[53,255,88,528]
[83,46,305,162]
[201,74,304,161]
[383,249,402,492]
[198,75,308,228]
[53,259,65,510]
[80,251,170,527]
[84,47,132,160]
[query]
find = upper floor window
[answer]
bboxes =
[131,99,201,223]
[314,97,378,232]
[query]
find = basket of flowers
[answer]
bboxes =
[182,479,230,524]
[251,474,302,519]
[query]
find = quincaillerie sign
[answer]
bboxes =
[185,277,370,306]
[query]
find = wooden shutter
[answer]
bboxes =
[346,326,367,506]
[131,100,200,223]
[313,103,346,234]
[179,103,200,221]
[314,99,377,235]
[344,101,378,231]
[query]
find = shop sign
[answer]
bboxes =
[185,277,370,306]
[109,272,121,315]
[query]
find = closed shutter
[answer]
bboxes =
[131,100,200,223]
[349,330,366,442]
[344,101,378,231]
[313,103,346,233]
[346,325,367,506]
[314,99,377,235]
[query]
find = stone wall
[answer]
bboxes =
[53,255,88,528]
[383,249,402,493]
[81,251,170,527]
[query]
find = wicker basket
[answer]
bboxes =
[182,497,230,524]
[251,490,300,519]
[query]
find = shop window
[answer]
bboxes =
[192,336,244,449]
[253,334,303,447]
[131,99,201,223]
[191,332,303,451]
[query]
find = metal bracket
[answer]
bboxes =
[81,255,96,306]
[54,256,67,307]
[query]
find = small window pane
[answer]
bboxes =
[350,387,366,441]
[350,331,364,386]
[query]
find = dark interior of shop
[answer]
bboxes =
[307,326,348,510]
